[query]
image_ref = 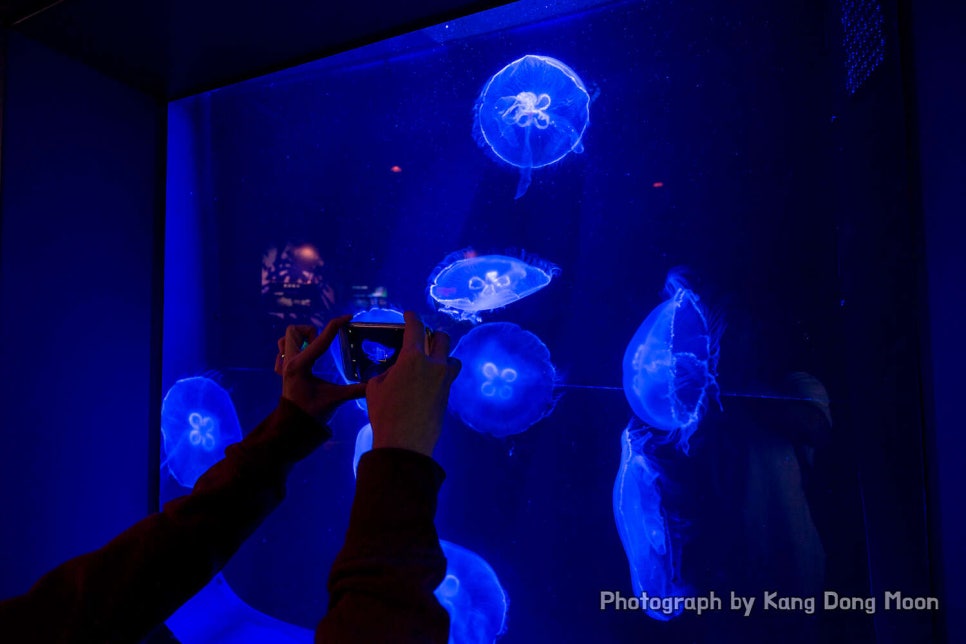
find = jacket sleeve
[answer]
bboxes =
[316,448,450,643]
[0,397,329,644]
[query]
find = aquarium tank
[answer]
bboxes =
[158,0,934,641]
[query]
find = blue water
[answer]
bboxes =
[162,0,873,640]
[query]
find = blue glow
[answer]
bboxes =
[450,322,556,437]
[353,432,510,640]
[474,54,590,198]
[361,339,396,363]
[352,306,405,323]
[436,540,509,644]
[161,377,243,488]
[428,249,559,322]
[622,270,721,452]
[166,573,312,643]
[352,423,373,478]
[612,424,690,621]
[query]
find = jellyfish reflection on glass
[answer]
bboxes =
[450,322,557,437]
[622,269,722,453]
[474,54,590,198]
[428,249,559,323]
[613,421,691,621]
[436,540,509,644]
[161,376,243,488]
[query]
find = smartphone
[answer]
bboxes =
[339,322,407,382]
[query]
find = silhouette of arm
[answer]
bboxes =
[0,397,328,643]
[316,448,450,643]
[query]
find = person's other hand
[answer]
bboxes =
[366,311,461,457]
[276,316,367,424]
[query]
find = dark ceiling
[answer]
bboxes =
[4,0,515,99]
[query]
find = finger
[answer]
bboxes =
[277,337,285,354]
[427,329,451,362]
[402,311,426,352]
[284,325,317,367]
[294,315,353,368]
[274,353,284,376]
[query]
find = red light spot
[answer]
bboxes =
[390,165,403,173]
[652,181,664,188]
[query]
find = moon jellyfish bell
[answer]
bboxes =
[161,377,243,488]
[436,541,509,644]
[474,54,591,198]
[622,270,722,452]
[613,421,691,621]
[427,249,559,323]
[449,322,557,437]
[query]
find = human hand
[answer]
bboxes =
[365,311,461,457]
[275,316,368,425]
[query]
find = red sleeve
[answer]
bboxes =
[316,448,450,643]
[0,397,328,643]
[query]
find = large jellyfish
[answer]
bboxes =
[613,422,691,621]
[622,270,722,452]
[449,322,557,437]
[436,541,509,644]
[166,573,312,643]
[161,376,243,488]
[474,54,591,198]
[427,249,559,323]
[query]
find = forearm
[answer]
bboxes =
[317,448,449,643]
[0,397,328,643]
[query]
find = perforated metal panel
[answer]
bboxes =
[841,0,886,94]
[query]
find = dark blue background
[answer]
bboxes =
[163,1,873,641]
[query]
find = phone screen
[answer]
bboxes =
[339,322,407,382]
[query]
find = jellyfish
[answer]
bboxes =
[474,54,591,198]
[449,322,556,437]
[613,422,691,621]
[427,249,559,323]
[622,270,722,452]
[161,377,243,488]
[352,423,373,478]
[361,339,396,363]
[436,540,509,644]
[166,573,313,643]
[353,433,510,641]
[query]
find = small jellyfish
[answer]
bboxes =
[362,339,396,363]
[436,540,509,644]
[161,376,243,488]
[450,322,557,437]
[474,54,591,198]
[613,423,691,621]
[352,423,373,478]
[622,270,722,452]
[427,249,559,323]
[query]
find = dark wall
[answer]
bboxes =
[907,1,966,642]
[0,31,163,598]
